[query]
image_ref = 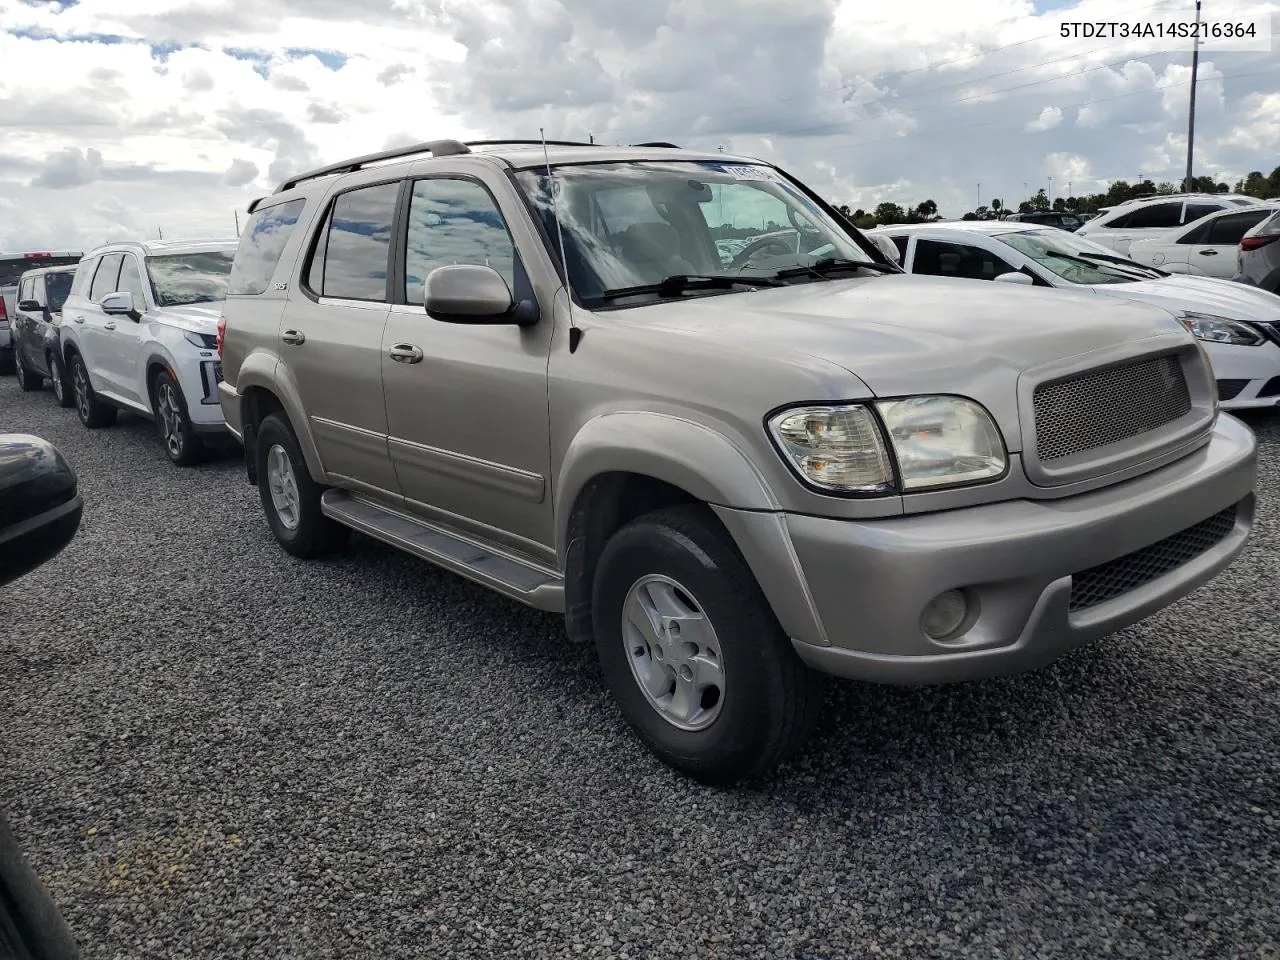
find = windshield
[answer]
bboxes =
[44,271,74,312]
[146,251,234,307]
[514,161,875,304]
[996,229,1157,284]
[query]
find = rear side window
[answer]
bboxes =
[89,254,123,302]
[1121,203,1182,229]
[228,198,306,296]
[311,181,400,302]
[1183,202,1222,224]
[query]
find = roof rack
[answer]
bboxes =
[272,138,474,194]
[631,141,681,148]
[464,139,597,150]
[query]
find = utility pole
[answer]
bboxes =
[977,183,981,212]
[1048,176,1054,206]
[1184,0,1203,191]
[234,209,240,236]
[158,226,163,240]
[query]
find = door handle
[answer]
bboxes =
[73,316,85,324]
[388,343,424,364]
[1199,249,1219,255]
[281,329,306,346]
[104,321,116,330]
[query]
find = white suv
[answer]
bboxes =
[59,239,237,465]
[1076,193,1260,255]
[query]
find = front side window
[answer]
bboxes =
[312,181,400,302]
[910,239,1018,280]
[514,160,874,304]
[44,271,74,312]
[117,256,148,306]
[89,254,123,302]
[18,278,32,302]
[228,198,306,296]
[404,178,516,305]
[998,229,1160,285]
[1206,210,1271,245]
[146,251,233,307]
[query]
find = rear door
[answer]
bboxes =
[12,277,38,366]
[277,178,401,498]
[1185,209,1274,278]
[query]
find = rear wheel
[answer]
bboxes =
[68,353,116,428]
[14,353,43,392]
[592,505,825,785]
[255,412,350,558]
[152,370,207,467]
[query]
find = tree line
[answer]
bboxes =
[833,164,1280,228]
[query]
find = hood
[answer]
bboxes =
[151,302,223,334]
[1091,274,1280,324]
[618,273,1189,399]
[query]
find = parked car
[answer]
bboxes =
[0,251,82,375]
[1076,193,1260,255]
[1128,204,1277,280]
[1001,211,1084,231]
[218,138,1255,784]
[872,220,1280,411]
[1234,208,1280,295]
[11,264,78,405]
[59,239,237,465]
[0,432,84,960]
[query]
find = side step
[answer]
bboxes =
[320,490,565,612]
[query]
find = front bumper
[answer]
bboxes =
[1205,339,1280,410]
[780,413,1256,685]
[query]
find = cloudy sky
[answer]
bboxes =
[1,0,1277,251]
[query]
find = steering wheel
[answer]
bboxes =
[729,236,797,270]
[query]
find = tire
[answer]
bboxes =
[151,369,207,467]
[49,352,74,408]
[591,505,825,785]
[0,348,13,375]
[14,352,43,392]
[68,352,117,428]
[255,412,350,558]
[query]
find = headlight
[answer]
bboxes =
[768,396,1006,494]
[184,331,218,350]
[1180,312,1264,347]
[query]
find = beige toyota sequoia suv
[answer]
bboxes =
[217,139,1257,784]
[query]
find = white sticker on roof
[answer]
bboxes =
[715,164,782,182]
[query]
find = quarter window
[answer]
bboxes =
[312,181,400,302]
[89,253,123,302]
[229,198,307,296]
[911,239,1018,280]
[404,178,517,304]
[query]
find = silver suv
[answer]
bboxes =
[217,140,1257,784]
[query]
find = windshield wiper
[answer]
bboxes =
[1040,250,1159,281]
[773,257,899,281]
[597,274,783,301]
[1076,251,1168,278]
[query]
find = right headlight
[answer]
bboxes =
[768,396,1007,495]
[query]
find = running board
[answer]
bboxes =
[320,490,565,612]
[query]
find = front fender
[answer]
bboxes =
[234,352,324,480]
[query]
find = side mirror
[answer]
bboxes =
[100,291,140,321]
[867,233,901,265]
[425,264,537,325]
[0,435,82,588]
[16,299,43,313]
[993,270,1034,286]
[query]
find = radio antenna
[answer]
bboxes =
[540,127,581,353]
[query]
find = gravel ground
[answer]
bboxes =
[1,373,1278,960]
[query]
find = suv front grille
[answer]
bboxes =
[1068,504,1238,612]
[1033,354,1191,462]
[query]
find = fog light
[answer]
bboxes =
[921,589,968,640]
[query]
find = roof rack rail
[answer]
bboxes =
[631,141,681,148]
[464,139,598,150]
[272,139,473,194]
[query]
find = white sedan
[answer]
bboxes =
[870,220,1280,411]
[1127,204,1277,280]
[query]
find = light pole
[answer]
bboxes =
[1184,0,1203,191]
[1048,176,1054,207]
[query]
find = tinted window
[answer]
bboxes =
[1182,202,1221,224]
[1206,210,1271,245]
[44,271,74,312]
[1122,203,1182,229]
[890,236,909,260]
[404,178,517,304]
[911,239,1018,280]
[118,256,148,305]
[89,254,123,302]
[316,182,399,301]
[1179,218,1215,244]
[229,198,307,296]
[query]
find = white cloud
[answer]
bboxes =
[1026,106,1064,132]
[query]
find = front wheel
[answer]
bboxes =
[49,353,74,408]
[592,505,825,786]
[68,353,117,428]
[152,370,206,466]
[255,412,350,558]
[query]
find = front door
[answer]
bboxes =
[277,178,402,500]
[381,174,554,556]
[104,253,147,405]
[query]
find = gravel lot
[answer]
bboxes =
[1,373,1278,960]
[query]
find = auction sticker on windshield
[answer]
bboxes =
[715,164,783,181]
